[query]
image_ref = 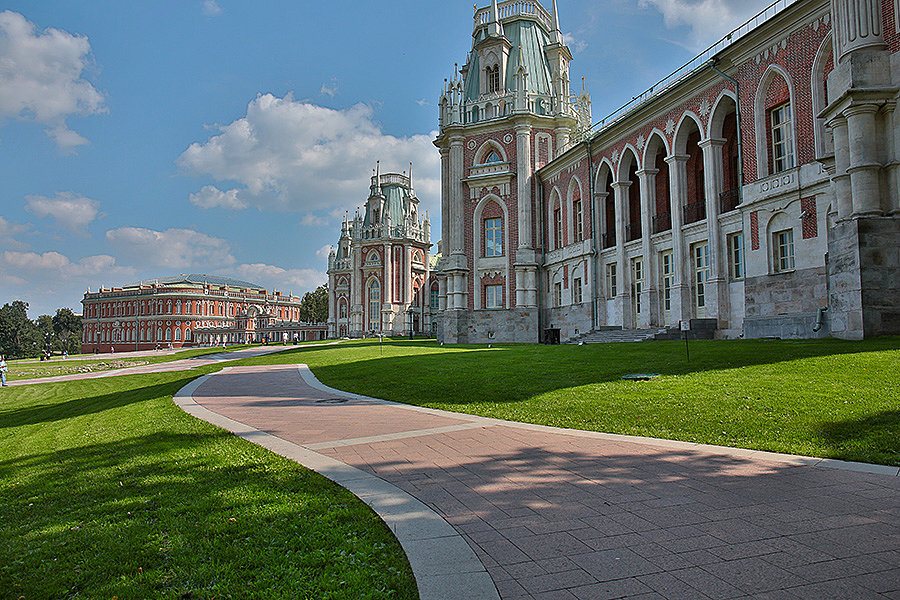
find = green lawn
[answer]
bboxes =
[0,369,417,600]
[238,337,900,466]
[5,345,259,381]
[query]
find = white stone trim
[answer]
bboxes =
[754,63,798,179]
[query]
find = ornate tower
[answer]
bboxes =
[434,0,590,343]
[327,168,433,338]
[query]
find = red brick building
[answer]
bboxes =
[81,275,325,353]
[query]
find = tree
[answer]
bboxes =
[299,285,328,323]
[53,308,83,354]
[0,301,38,358]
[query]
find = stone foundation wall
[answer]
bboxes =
[828,217,900,339]
[437,308,538,343]
[544,305,593,342]
[743,266,827,339]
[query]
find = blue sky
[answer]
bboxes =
[0,0,769,317]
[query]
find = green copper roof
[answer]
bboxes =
[465,20,554,102]
[122,274,267,290]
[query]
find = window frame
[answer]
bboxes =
[693,242,710,309]
[774,229,795,272]
[484,216,503,257]
[485,284,503,309]
[553,205,563,249]
[572,277,583,304]
[770,102,794,173]
[573,198,583,243]
[606,263,618,298]
[553,281,563,307]
[728,233,744,280]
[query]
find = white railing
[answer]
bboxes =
[592,0,801,133]
[475,0,552,31]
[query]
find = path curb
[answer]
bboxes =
[174,368,500,600]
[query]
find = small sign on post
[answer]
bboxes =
[680,320,691,362]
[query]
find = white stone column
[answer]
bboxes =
[636,168,657,328]
[449,136,466,254]
[831,0,885,61]
[438,275,447,311]
[845,104,884,216]
[516,123,533,249]
[554,126,571,156]
[665,154,691,323]
[830,116,853,219]
[700,137,727,324]
[440,147,451,246]
[611,181,631,327]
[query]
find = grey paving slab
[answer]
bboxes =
[181,364,900,600]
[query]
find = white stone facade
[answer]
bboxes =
[434,0,900,342]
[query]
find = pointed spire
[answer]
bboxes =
[551,0,563,44]
[488,0,502,37]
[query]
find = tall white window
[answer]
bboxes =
[771,103,794,173]
[553,282,562,307]
[728,233,744,280]
[368,279,381,332]
[631,258,643,316]
[660,251,674,315]
[484,217,503,256]
[485,284,502,308]
[573,198,583,242]
[693,242,710,310]
[487,65,500,93]
[430,287,439,309]
[573,277,583,304]
[774,229,795,272]
[606,263,617,298]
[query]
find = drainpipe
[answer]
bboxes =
[813,305,828,332]
[587,138,599,330]
[708,60,747,280]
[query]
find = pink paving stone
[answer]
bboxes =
[191,365,900,600]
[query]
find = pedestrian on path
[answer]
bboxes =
[0,355,8,387]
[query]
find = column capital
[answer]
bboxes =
[698,137,726,149]
[635,168,659,178]
[843,103,881,118]
[611,181,632,190]
[664,154,690,165]
[515,123,533,134]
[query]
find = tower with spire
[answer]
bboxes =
[326,166,433,338]
[434,0,590,343]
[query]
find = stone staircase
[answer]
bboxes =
[566,319,718,344]
[567,327,677,344]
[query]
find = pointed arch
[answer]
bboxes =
[707,89,739,139]
[615,145,641,183]
[594,158,616,249]
[674,112,707,223]
[474,138,508,165]
[811,32,834,158]
[567,176,586,243]
[673,112,705,155]
[754,63,798,178]
[474,194,509,258]
[617,147,642,241]
[641,129,671,170]
[548,186,564,250]
[643,131,672,233]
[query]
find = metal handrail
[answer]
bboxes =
[590,0,801,135]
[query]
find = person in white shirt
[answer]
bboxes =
[0,355,8,387]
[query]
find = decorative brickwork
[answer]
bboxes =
[751,211,760,250]
[801,197,818,239]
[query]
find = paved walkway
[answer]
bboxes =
[182,364,900,600]
[5,345,308,386]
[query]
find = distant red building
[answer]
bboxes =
[80,274,326,353]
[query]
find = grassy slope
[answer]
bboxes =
[238,337,900,466]
[0,369,417,600]
[5,346,260,381]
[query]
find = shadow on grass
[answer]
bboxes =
[308,337,900,406]
[0,375,199,430]
[821,410,900,463]
[0,432,416,600]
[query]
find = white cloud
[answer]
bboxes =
[226,263,325,295]
[0,216,29,249]
[202,0,222,16]
[0,250,130,283]
[0,11,106,149]
[301,213,328,227]
[638,0,769,48]
[563,32,588,54]
[315,244,333,260]
[105,227,236,270]
[25,191,100,232]
[178,93,441,218]
[189,185,247,210]
[320,79,339,98]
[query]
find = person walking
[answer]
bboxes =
[0,355,8,387]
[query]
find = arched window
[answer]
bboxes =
[553,202,563,249]
[175,328,182,341]
[185,329,192,341]
[339,299,348,319]
[471,105,480,123]
[368,279,381,332]
[157,327,163,341]
[166,328,172,341]
[484,150,502,163]
[487,64,500,93]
